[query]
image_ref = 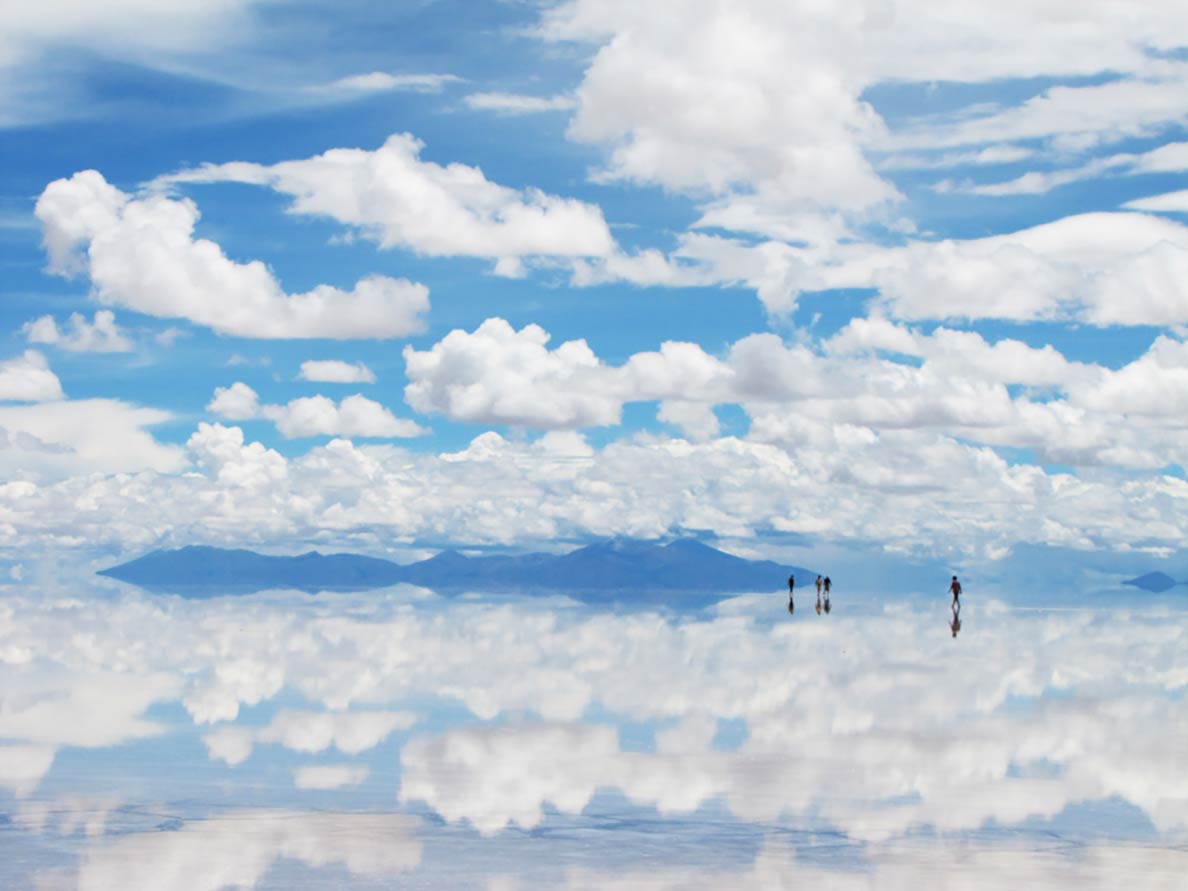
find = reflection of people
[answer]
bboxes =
[815,592,822,615]
[949,575,962,609]
[949,609,962,638]
[787,595,795,615]
[823,596,831,614]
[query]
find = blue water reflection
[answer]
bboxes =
[1,581,1186,888]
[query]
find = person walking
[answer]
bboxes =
[948,575,962,610]
[815,575,823,597]
[787,573,795,614]
[823,576,831,614]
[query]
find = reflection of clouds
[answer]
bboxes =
[70,811,422,891]
[17,795,120,837]
[1,586,1186,841]
[552,837,1188,891]
[0,668,178,747]
[294,764,370,790]
[202,708,417,765]
[401,722,621,833]
[0,744,55,796]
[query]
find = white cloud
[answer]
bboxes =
[464,92,577,114]
[403,318,737,429]
[807,212,1188,327]
[940,141,1188,198]
[297,359,376,384]
[3,311,1188,556]
[403,319,626,428]
[0,398,185,480]
[35,170,430,340]
[0,350,64,402]
[24,311,133,353]
[1125,188,1188,213]
[892,67,1188,153]
[293,764,370,790]
[206,382,260,421]
[153,133,616,270]
[207,383,426,439]
[311,71,461,95]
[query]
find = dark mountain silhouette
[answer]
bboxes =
[99,539,814,596]
[1122,571,1180,593]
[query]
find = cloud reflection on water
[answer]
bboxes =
[0,583,1186,886]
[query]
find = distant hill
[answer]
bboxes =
[99,539,816,596]
[1122,571,1181,593]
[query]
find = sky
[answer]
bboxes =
[4,0,1188,577]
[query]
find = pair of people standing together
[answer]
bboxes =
[786,573,831,614]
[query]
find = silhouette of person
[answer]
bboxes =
[823,595,831,614]
[815,575,823,596]
[949,608,961,638]
[787,595,795,615]
[949,575,962,609]
[815,592,822,615]
[787,574,795,614]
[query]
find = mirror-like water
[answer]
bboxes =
[2,583,1185,888]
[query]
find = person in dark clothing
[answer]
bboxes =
[949,576,962,610]
[787,574,794,614]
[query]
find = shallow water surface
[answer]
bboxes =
[1,583,1185,888]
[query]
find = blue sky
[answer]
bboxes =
[3,0,1188,573]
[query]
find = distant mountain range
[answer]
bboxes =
[99,539,816,596]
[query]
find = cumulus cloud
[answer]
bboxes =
[35,170,430,339]
[207,383,426,438]
[0,398,185,480]
[23,311,132,353]
[0,319,1187,558]
[153,133,616,270]
[403,318,626,428]
[0,350,64,402]
[297,359,376,384]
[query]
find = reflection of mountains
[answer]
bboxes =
[99,538,814,596]
[1124,571,1187,593]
